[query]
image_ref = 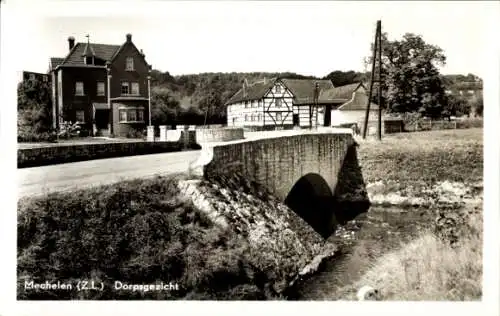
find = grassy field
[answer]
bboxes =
[357,128,483,184]
[336,128,483,300]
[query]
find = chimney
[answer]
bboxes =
[68,36,75,50]
[126,33,132,42]
[313,82,320,102]
[242,78,248,98]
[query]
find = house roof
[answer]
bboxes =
[337,101,380,111]
[325,82,364,100]
[226,78,338,105]
[82,42,96,57]
[225,78,277,105]
[281,79,338,104]
[336,83,380,111]
[60,42,121,66]
[225,78,378,109]
[49,57,65,71]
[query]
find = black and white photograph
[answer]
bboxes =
[1,0,499,315]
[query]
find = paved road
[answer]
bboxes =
[18,150,201,198]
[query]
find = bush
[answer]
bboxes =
[17,175,278,300]
[18,130,57,143]
[126,129,146,139]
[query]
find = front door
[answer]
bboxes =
[94,109,109,135]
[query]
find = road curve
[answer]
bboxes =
[18,150,201,199]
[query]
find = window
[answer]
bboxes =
[251,114,255,122]
[244,101,248,108]
[258,100,262,107]
[276,112,282,122]
[85,56,94,65]
[127,109,137,121]
[125,57,134,71]
[245,114,248,121]
[97,82,105,96]
[276,85,281,93]
[275,98,282,107]
[29,74,35,81]
[131,82,139,95]
[75,82,84,96]
[119,108,144,123]
[258,114,262,121]
[42,76,48,82]
[75,110,85,123]
[119,109,127,122]
[121,82,129,95]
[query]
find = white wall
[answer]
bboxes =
[227,101,265,127]
[227,80,294,128]
[331,109,379,126]
[296,105,318,127]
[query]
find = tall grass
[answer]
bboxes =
[341,207,482,300]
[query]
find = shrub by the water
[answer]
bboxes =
[17,175,278,300]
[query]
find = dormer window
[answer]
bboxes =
[125,57,134,71]
[84,56,94,65]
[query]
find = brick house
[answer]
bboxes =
[49,34,152,137]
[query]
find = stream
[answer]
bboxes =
[287,205,437,300]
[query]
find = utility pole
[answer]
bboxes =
[363,20,383,140]
[314,82,320,129]
[377,21,383,140]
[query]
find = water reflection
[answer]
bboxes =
[287,206,436,300]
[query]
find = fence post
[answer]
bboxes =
[147,126,154,142]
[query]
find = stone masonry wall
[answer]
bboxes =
[195,128,244,143]
[18,141,187,168]
[203,133,354,201]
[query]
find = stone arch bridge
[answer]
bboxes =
[190,129,370,238]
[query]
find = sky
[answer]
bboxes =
[4,1,498,78]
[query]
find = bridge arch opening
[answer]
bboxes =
[284,173,337,239]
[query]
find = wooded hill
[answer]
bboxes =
[148,70,482,125]
[148,70,368,125]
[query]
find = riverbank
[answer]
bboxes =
[290,128,483,300]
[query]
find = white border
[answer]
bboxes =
[1,1,499,316]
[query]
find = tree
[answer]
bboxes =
[442,94,470,118]
[322,70,367,87]
[17,79,53,136]
[472,94,483,117]
[365,33,448,117]
[150,86,181,126]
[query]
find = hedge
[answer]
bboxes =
[18,141,201,168]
